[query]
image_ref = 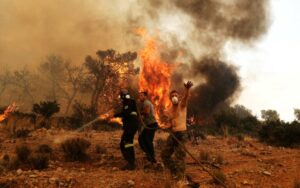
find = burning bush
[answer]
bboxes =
[15,145,31,162]
[61,138,91,161]
[28,153,49,170]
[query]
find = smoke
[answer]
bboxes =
[140,0,270,117]
[0,0,270,116]
[189,57,240,116]
[0,0,139,69]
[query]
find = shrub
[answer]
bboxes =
[69,102,95,129]
[199,150,210,162]
[236,134,244,141]
[32,101,60,119]
[7,157,20,170]
[294,179,300,188]
[215,154,224,165]
[36,144,53,154]
[15,145,31,162]
[212,170,227,185]
[92,119,122,131]
[61,138,91,161]
[12,129,31,138]
[259,121,300,147]
[95,144,107,154]
[28,153,49,170]
[0,154,10,168]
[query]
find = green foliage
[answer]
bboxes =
[294,108,300,122]
[261,109,280,122]
[15,145,31,162]
[61,138,91,161]
[259,121,300,147]
[32,101,60,119]
[28,153,49,170]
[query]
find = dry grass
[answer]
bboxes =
[61,137,91,161]
[294,179,300,188]
[212,169,227,185]
[199,150,211,162]
[15,145,31,162]
[215,154,224,164]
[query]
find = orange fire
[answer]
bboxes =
[138,32,174,124]
[0,102,18,122]
[99,113,122,125]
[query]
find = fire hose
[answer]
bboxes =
[136,109,228,188]
[76,109,228,187]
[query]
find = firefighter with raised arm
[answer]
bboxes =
[113,89,139,170]
[161,81,193,180]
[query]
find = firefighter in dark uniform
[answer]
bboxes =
[114,89,139,170]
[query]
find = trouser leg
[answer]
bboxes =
[138,130,147,154]
[139,123,158,163]
[144,123,157,163]
[120,129,136,165]
[173,132,187,179]
[161,134,176,174]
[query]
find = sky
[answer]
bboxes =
[228,0,300,121]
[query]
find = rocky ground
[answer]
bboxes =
[0,126,299,188]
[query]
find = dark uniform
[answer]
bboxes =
[138,99,158,164]
[114,91,139,170]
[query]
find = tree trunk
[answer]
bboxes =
[65,89,78,114]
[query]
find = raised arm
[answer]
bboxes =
[181,81,193,108]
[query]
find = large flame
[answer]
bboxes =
[138,32,174,123]
[0,102,18,122]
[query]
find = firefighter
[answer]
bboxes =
[161,81,193,180]
[114,89,139,170]
[138,91,158,165]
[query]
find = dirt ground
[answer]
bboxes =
[0,126,299,188]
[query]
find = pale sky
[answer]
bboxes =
[227,0,300,121]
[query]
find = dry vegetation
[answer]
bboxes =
[0,117,299,188]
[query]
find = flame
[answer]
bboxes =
[108,117,122,125]
[99,113,122,126]
[0,102,18,122]
[138,31,174,124]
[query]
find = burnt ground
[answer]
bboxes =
[0,126,299,188]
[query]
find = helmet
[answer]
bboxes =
[119,89,130,99]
